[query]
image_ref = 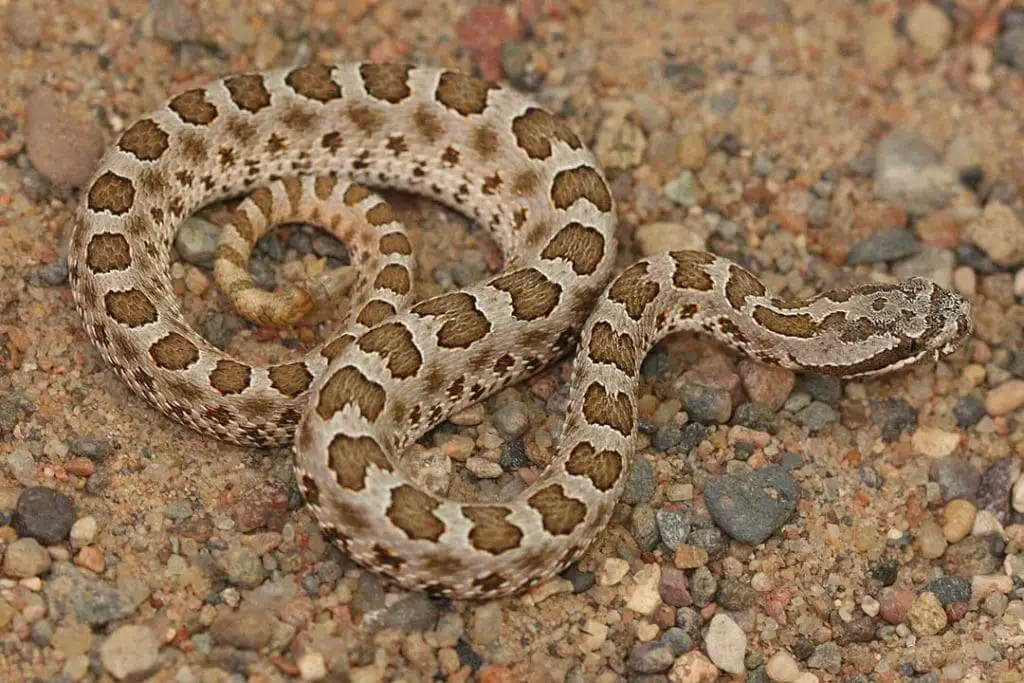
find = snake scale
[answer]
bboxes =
[68,63,973,599]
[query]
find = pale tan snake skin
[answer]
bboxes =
[68,63,973,599]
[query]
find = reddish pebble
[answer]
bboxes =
[879,588,914,624]
[75,546,105,573]
[65,458,95,477]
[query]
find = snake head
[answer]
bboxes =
[922,279,974,359]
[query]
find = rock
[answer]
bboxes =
[984,380,1024,416]
[967,202,1024,268]
[597,557,630,587]
[907,592,948,635]
[705,614,746,674]
[210,609,276,649]
[44,563,149,626]
[793,401,838,432]
[873,130,958,214]
[669,650,719,683]
[704,466,800,545]
[862,16,903,77]
[679,383,732,423]
[217,545,264,589]
[492,401,529,439]
[635,222,706,255]
[1013,475,1024,514]
[664,171,700,207]
[621,456,656,504]
[175,217,221,265]
[151,0,202,43]
[656,508,691,550]
[3,537,51,578]
[69,516,98,549]
[879,588,914,624]
[942,500,977,543]
[996,26,1024,71]
[628,642,675,674]
[6,1,42,48]
[298,652,327,681]
[14,486,76,544]
[906,2,952,60]
[911,427,960,459]
[738,361,794,411]
[925,576,971,606]
[24,87,104,187]
[374,594,439,632]
[846,227,920,265]
[952,395,986,427]
[625,563,662,615]
[99,624,160,680]
[765,650,801,682]
[930,456,981,501]
[6,447,36,486]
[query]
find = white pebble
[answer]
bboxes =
[298,652,327,681]
[70,516,98,549]
[765,650,801,682]
[596,557,630,586]
[705,613,746,674]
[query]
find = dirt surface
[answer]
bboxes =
[1,0,1023,681]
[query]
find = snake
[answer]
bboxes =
[67,63,973,599]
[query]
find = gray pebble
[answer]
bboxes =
[678,423,707,454]
[871,398,918,442]
[730,402,777,433]
[689,565,717,606]
[680,383,732,423]
[14,486,75,544]
[929,456,981,502]
[628,642,675,674]
[217,546,264,589]
[952,395,986,428]
[350,572,386,617]
[3,537,51,577]
[45,562,149,626]
[846,227,920,265]
[69,436,116,461]
[663,171,699,207]
[996,26,1024,71]
[793,401,838,432]
[560,565,595,593]
[795,373,843,405]
[37,258,68,286]
[30,619,53,646]
[493,402,529,439]
[977,457,1019,524]
[210,609,276,649]
[659,627,693,656]
[175,218,221,265]
[925,576,971,605]
[675,606,702,634]
[808,642,841,674]
[944,534,1002,576]
[621,456,656,505]
[687,525,728,560]
[375,594,440,632]
[716,578,757,610]
[630,505,660,550]
[500,39,545,91]
[704,465,800,545]
[6,447,36,486]
[248,258,277,291]
[499,439,530,469]
[655,508,691,550]
[873,130,957,214]
[652,425,683,452]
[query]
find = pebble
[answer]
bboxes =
[879,589,914,624]
[465,457,503,479]
[3,537,51,578]
[929,456,981,501]
[492,402,529,439]
[793,401,837,432]
[1014,476,1024,514]
[298,652,327,681]
[689,565,717,606]
[873,130,958,214]
[635,222,706,255]
[977,457,1019,524]
[24,87,104,187]
[942,500,977,543]
[625,563,662,615]
[765,650,801,682]
[677,133,708,169]
[6,0,41,47]
[967,201,1024,268]
[69,436,116,461]
[6,447,36,486]
[674,544,709,570]
[151,0,202,43]
[69,516,98,549]
[705,613,746,674]
[376,594,439,632]
[984,380,1024,416]
[738,361,794,411]
[175,218,221,265]
[998,26,1024,71]
[925,576,971,606]
[75,545,106,573]
[907,592,948,635]
[659,566,692,606]
[44,563,148,626]
[99,624,160,680]
[656,508,691,549]
[621,456,656,504]
[845,227,920,265]
[14,486,76,544]
[911,426,960,459]
[906,2,952,60]
[211,608,277,649]
[871,398,918,442]
[669,651,719,683]
[664,171,700,207]
[679,383,732,423]
[660,626,693,656]
[917,520,947,559]
[952,395,986,427]
[716,577,757,610]
[218,545,264,588]
[628,642,675,674]
[704,466,799,545]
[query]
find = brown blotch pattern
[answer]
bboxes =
[178,131,209,164]
[551,166,612,212]
[512,107,582,159]
[209,359,251,395]
[150,332,200,371]
[360,63,412,103]
[118,119,169,160]
[225,117,257,144]
[541,222,605,276]
[387,485,444,541]
[286,64,341,102]
[365,202,396,226]
[105,289,158,327]
[413,104,443,142]
[582,382,634,435]
[489,268,562,321]
[169,89,218,125]
[374,264,411,295]
[752,307,819,338]
[441,146,460,166]
[379,232,412,255]
[328,434,392,491]
[471,124,499,158]
[347,103,383,135]
[357,322,423,379]
[268,362,313,398]
[316,365,386,421]
[482,172,503,195]
[528,484,587,536]
[670,251,716,292]
[281,105,318,132]
[724,264,767,310]
[86,233,132,273]
[717,317,748,344]
[87,172,135,215]
[216,244,247,270]
[588,321,638,374]
[224,74,271,112]
[299,473,320,506]
[565,442,623,491]
[372,544,405,571]
[343,183,370,206]
[412,293,491,348]
[608,263,660,320]
[320,334,354,362]
[464,506,523,554]
[355,299,396,328]
[314,175,337,200]
[472,573,509,593]
[435,71,496,116]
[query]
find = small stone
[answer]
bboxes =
[942,500,976,543]
[704,465,800,545]
[915,209,960,249]
[3,537,51,578]
[375,594,439,632]
[492,402,529,439]
[863,16,903,77]
[465,457,503,479]
[659,566,692,606]
[621,456,656,504]
[705,613,746,674]
[99,624,160,680]
[984,380,1024,416]
[1013,476,1024,514]
[977,458,1020,524]
[765,650,801,682]
[24,87,104,187]
[69,437,116,461]
[5,447,36,486]
[630,505,660,550]
[917,520,947,559]
[716,577,757,611]
[678,133,708,169]
[217,545,264,589]
[664,171,700,207]
[907,592,948,636]
[151,0,202,43]
[929,456,981,501]
[846,227,920,265]
[629,642,675,674]
[674,544,709,570]
[626,563,662,615]
[738,361,794,411]
[680,383,732,423]
[968,202,1024,268]
[871,398,918,442]
[6,0,41,47]
[175,218,221,265]
[906,2,952,60]
[925,576,971,606]
[298,652,327,681]
[873,130,958,214]
[793,401,837,432]
[911,427,960,459]
[210,609,276,649]
[14,486,75,544]
[656,508,691,549]
[635,222,706,255]
[69,516,98,549]
[689,566,717,607]
[879,588,914,624]
[44,563,148,626]
[952,395,986,427]
[669,651,719,683]
[75,546,106,573]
